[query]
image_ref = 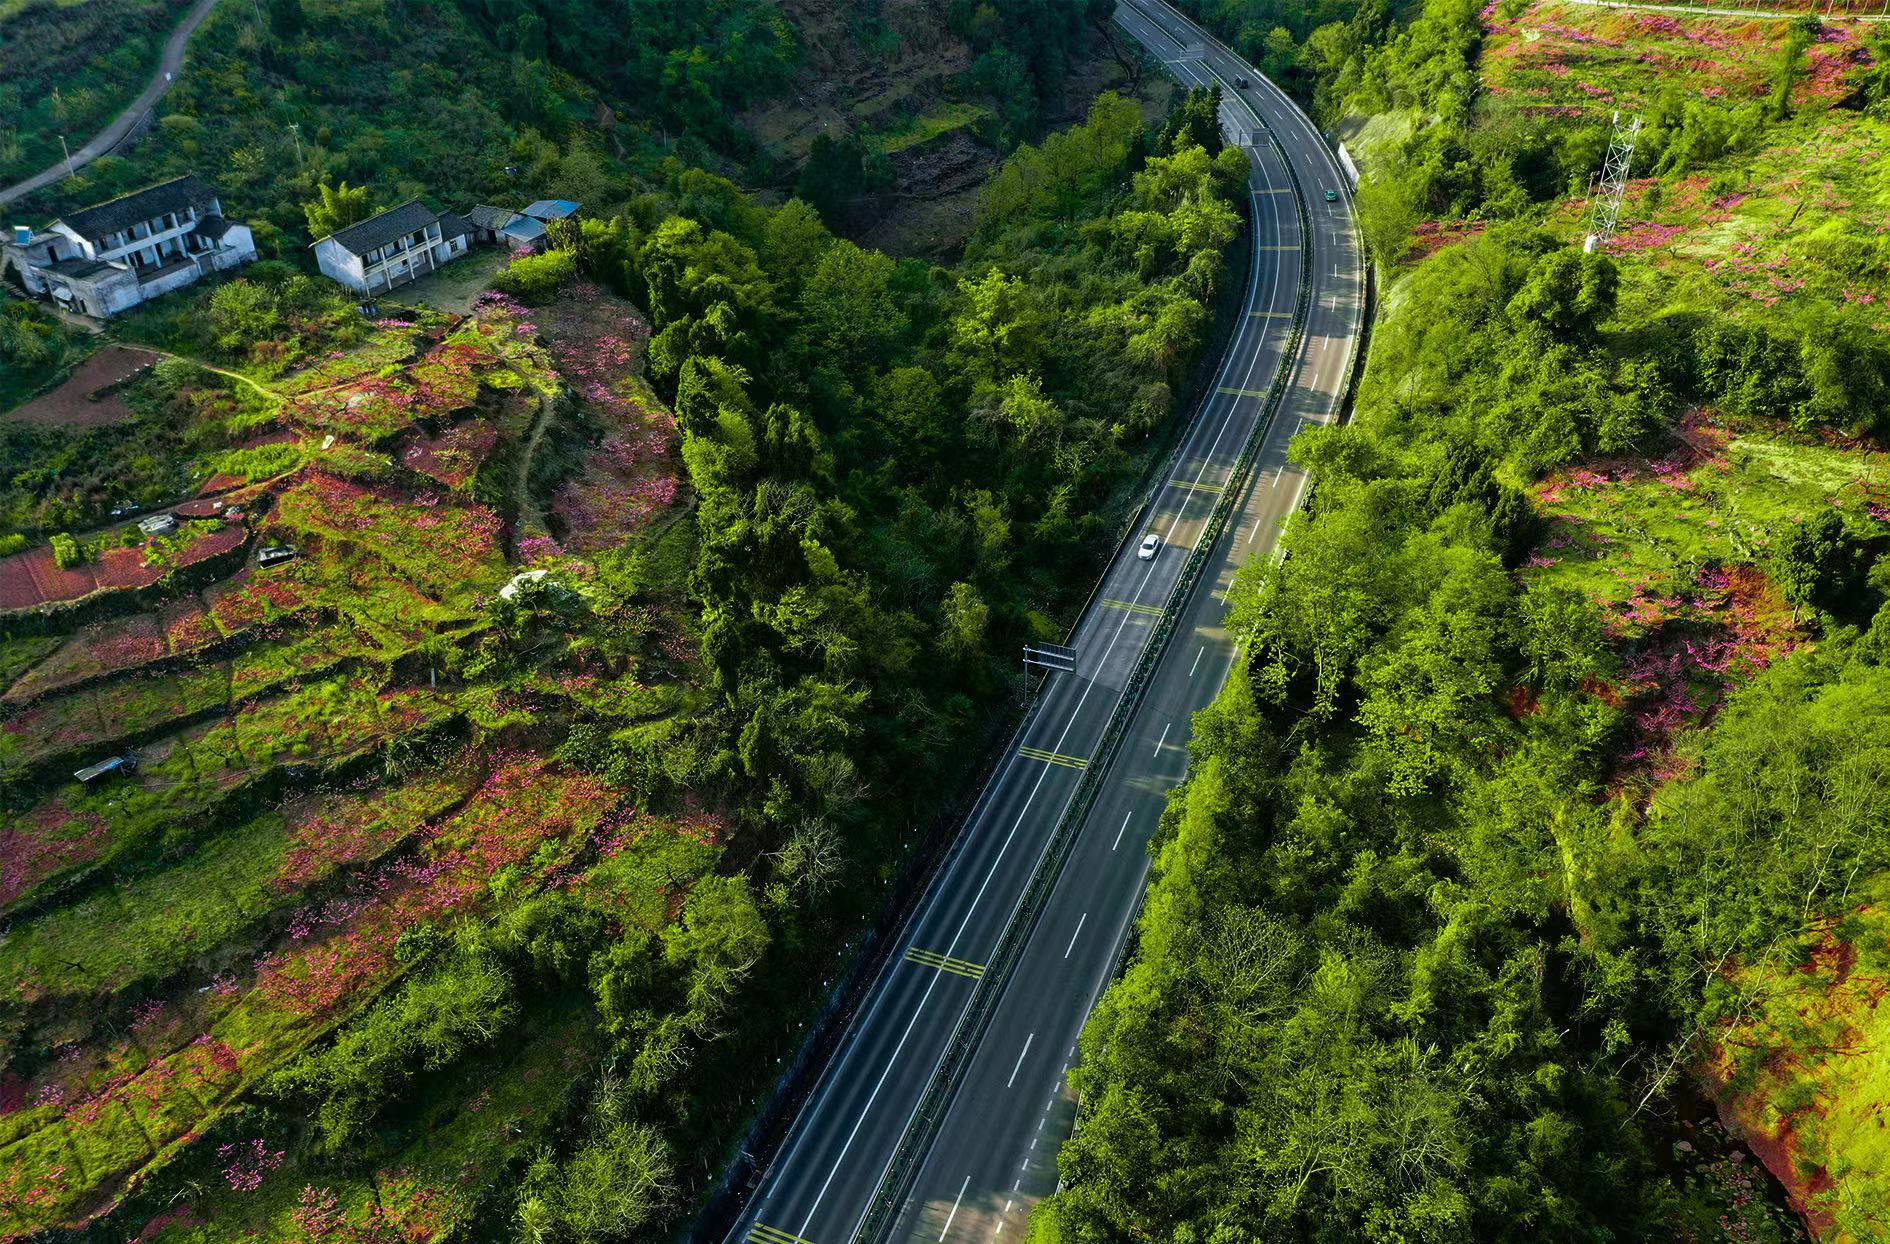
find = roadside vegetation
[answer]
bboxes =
[0,33,1248,1235]
[1037,2,1890,1241]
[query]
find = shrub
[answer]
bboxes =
[492,249,577,304]
[0,532,25,557]
[50,532,84,569]
[202,442,305,482]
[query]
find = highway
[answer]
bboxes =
[724,5,1363,1243]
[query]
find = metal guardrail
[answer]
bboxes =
[853,99,1322,1244]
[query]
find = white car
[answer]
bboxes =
[1138,533,1162,561]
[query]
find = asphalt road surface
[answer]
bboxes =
[726,5,1364,1242]
[0,0,225,209]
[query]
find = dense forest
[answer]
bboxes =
[0,0,1249,1225]
[1036,0,1890,1240]
[2,0,1121,251]
[451,101,1251,1232]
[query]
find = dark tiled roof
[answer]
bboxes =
[46,258,120,280]
[436,212,472,242]
[194,214,235,241]
[321,201,441,256]
[466,204,517,230]
[61,175,217,243]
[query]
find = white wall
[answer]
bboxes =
[210,224,258,270]
[313,237,369,293]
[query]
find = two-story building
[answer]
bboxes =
[311,201,471,295]
[1,175,258,318]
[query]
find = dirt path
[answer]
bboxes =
[179,357,282,402]
[509,390,557,555]
[0,0,227,209]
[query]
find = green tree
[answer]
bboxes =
[302,179,373,240]
[1505,248,1617,341]
[940,581,990,663]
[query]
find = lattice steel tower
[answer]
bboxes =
[1583,111,1642,254]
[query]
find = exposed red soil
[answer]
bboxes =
[0,524,246,612]
[1706,915,1890,1240]
[3,346,157,428]
[401,420,501,489]
[1714,1075,1839,1239]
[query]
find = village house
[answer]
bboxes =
[311,201,471,295]
[1,175,257,319]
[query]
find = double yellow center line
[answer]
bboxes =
[1019,744,1089,769]
[749,1225,816,1244]
[905,946,986,980]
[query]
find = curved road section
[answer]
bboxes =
[0,0,224,209]
[724,5,1363,1243]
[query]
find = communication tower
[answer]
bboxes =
[1583,111,1642,254]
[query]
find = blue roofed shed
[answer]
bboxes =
[499,216,548,251]
[521,200,580,221]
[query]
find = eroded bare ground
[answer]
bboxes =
[746,1,1171,256]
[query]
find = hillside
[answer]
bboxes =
[1037,3,1890,1242]
[0,32,1249,1235]
[743,0,1168,252]
[0,0,1154,262]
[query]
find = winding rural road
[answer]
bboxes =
[720,3,1365,1242]
[0,0,224,210]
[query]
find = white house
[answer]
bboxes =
[311,201,471,295]
[1,175,257,318]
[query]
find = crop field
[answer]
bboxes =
[0,273,710,1241]
[2,346,156,429]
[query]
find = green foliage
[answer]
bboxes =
[482,0,800,145]
[794,130,892,221]
[201,440,306,482]
[492,247,579,304]
[302,178,374,240]
[0,0,197,187]
[1767,509,1875,621]
[1766,15,1821,121]
[0,300,85,410]
[1158,84,1225,157]
[947,0,1101,143]
[516,1076,676,1242]
[1505,248,1617,340]
[1638,653,1890,1024]
[273,931,518,1153]
[133,265,368,374]
[49,531,83,569]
